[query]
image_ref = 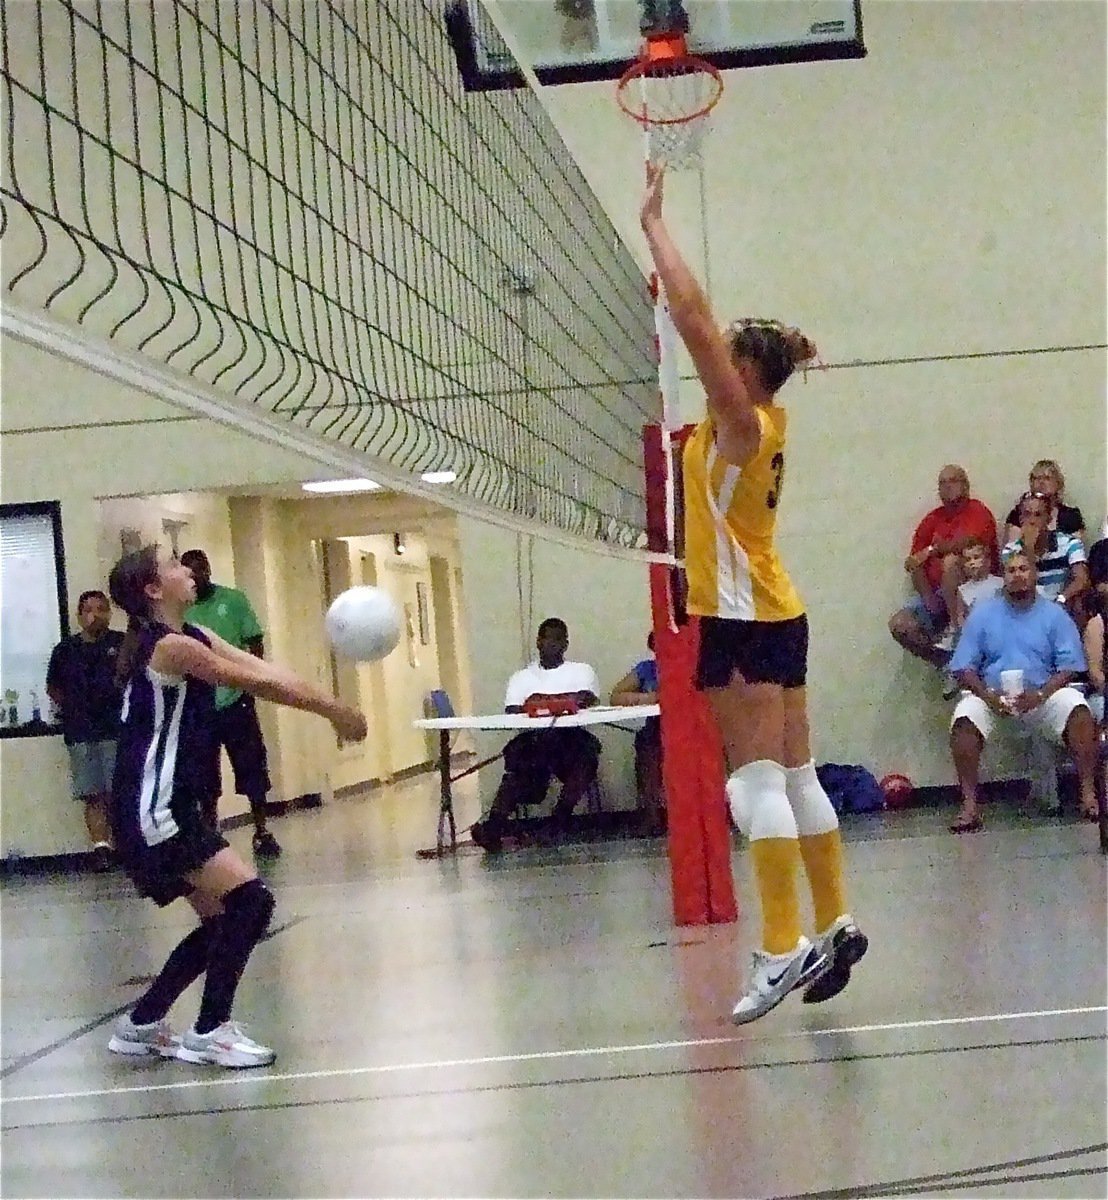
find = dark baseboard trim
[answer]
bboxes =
[218,792,323,831]
[0,792,325,877]
[904,771,1082,810]
[333,752,477,801]
[905,779,1031,808]
[0,850,93,878]
[0,771,1080,878]
[505,810,653,837]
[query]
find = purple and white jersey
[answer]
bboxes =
[111,623,218,850]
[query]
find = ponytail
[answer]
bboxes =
[108,544,161,685]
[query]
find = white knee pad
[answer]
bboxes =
[726,760,798,840]
[785,760,839,836]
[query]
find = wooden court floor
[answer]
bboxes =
[2,774,1106,1199]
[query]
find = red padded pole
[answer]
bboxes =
[644,423,737,926]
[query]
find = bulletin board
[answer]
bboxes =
[0,502,68,736]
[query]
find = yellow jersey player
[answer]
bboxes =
[640,162,867,1023]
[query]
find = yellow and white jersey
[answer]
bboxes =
[681,407,804,622]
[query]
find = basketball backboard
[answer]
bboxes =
[445,0,864,91]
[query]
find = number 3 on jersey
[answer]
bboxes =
[766,452,785,510]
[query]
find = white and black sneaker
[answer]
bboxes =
[108,1013,181,1058]
[802,915,868,1004]
[731,936,829,1025]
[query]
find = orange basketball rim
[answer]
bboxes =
[616,31,724,130]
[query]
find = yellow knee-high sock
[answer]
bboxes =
[749,837,803,955]
[798,830,847,935]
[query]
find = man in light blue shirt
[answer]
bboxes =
[947,548,1098,831]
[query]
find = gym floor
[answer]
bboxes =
[2,773,1105,1199]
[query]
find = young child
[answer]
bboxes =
[953,536,1003,630]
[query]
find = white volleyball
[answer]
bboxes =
[324,586,402,661]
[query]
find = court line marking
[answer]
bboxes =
[772,1141,1108,1200]
[2,1003,1103,1106]
[4,1033,1103,1134]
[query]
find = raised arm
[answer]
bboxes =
[639,162,760,465]
[151,630,366,742]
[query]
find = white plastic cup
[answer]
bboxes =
[999,669,1024,698]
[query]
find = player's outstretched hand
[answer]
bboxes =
[331,705,368,743]
[640,159,667,231]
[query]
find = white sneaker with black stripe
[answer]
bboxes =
[802,915,869,1004]
[730,936,829,1025]
[176,1021,275,1068]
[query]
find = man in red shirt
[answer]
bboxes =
[889,465,998,669]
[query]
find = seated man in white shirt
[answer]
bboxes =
[471,618,601,853]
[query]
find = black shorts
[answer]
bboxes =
[118,824,229,907]
[212,694,271,798]
[695,613,809,690]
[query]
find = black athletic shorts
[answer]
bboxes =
[695,613,809,690]
[118,823,229,907]
[212,694,271,798]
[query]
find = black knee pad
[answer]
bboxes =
[222,878,275,941]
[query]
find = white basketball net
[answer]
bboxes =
[644,110,711,170]
[630,63,719,170]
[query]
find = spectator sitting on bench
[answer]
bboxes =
[610,632,664,836]
[952,536,1003,632]
[1000,491,1089,616]
[947,548,1099,832]
[889,464,998,672]
[1002,459,1086,546]
[470,618,600,853]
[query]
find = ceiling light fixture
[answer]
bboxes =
[301,478,382,494]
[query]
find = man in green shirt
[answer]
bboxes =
[180,549,281,857]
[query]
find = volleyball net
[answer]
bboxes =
[1,0,659,551]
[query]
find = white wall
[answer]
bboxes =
[547,2,1106,359]
[3,2,1105,856]
[536,0,1107,786]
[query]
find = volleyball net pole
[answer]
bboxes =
[625,27,736,925]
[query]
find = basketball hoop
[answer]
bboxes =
[616,33,723,170]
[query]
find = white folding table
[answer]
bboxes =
[413,704,660,854]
